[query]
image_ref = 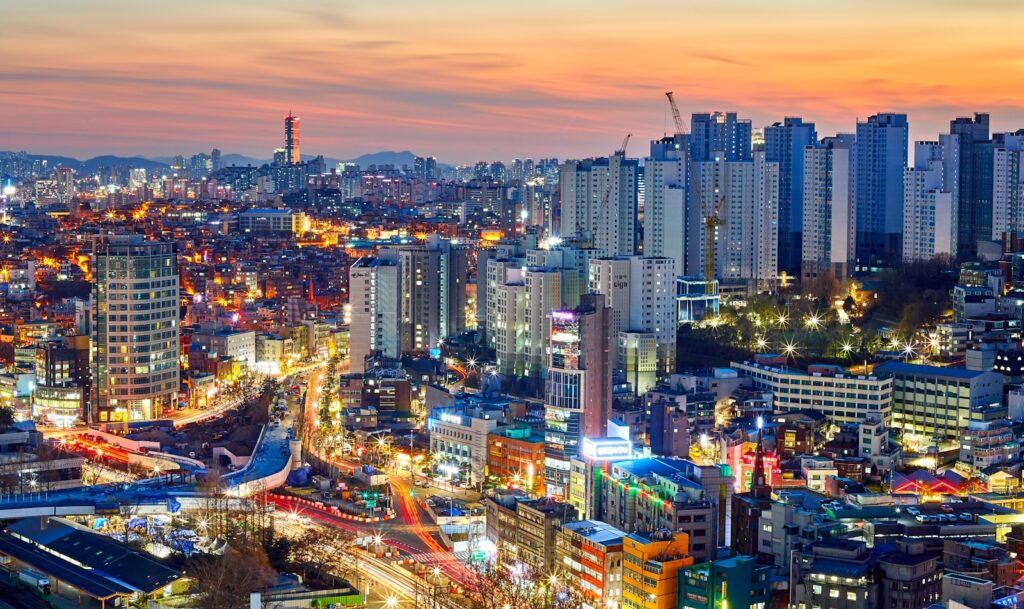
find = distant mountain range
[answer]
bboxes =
[4,150,432,173]
[214,150,422,169]
[1,152,170,173]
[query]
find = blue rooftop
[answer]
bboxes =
[561,520,627,547]
[875,361,992,380]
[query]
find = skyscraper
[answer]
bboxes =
[690,112,753,162]
[544,293,613,496]
[559,153,639,257]
[348,255,402,372]
[802,135,855,281]
[643,135,688,275]
[588,256,676,380]
[992,130,1024,243]
[902,136,958,262]
[382,235,470,352]
[285,111,300,165]
[91,235,180,422]
[950,113,994,259]
[764,118,817,274]
[691,151,779,291]
[413,156,437,180]
[854,113,909,268]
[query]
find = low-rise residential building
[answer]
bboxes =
[801,455,839,493]
[790,539,877,609]
[877,539,942,609]
[484,491,577,573]
[677,555,771,609]
[556,520,626,609]
[622,531,694,609]
[959,419,1022,475]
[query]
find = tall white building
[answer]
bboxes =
[348,255,401,373]
[588,256,676,377]
[559,153,639,257]
[91,235,179,423]
[691,151,779,291]
[902,136,958,262]
[802,135,856,281]
[524,267,563,377]
[643,135,688,273]
[492,281,529,377]
[993,132,1024,242]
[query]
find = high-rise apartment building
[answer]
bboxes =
[382,235,470,353]
[91,235,180,422]
[854,113,908,268]
[348,255,401,373]
[284,111,300,165]
[690,112,753,162]
[690,151,779,291]
[764,118,817,275]
[903,136,958,262]
[525,267,564,378]
[559,153,639,257]
[588,256,676,377]
[643,135,688,275]
[950,113,994,259]
[992,131,1024,243]
[802,135,855,281]
[413,156,437,180]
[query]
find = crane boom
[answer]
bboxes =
[666,91,721,294]
[665,91,686,135]
[601,134,632,210]
[618,133,632,155]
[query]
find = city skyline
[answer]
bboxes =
[4,0,1024,163]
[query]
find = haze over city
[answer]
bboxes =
[4,0,1024,161]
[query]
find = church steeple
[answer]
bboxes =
[753,415,771,499]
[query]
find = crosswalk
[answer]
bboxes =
[404,550,470,564]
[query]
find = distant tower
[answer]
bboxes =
[285,111,301,165]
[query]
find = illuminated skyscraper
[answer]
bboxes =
[544,293,613,496]
[91,235,180,423]
[285,111,300,165]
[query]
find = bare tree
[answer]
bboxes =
[462,560,586,609]
[187,543,277,609]
[288,526,360,589]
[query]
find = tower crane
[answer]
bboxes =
[665,91,723,295]
[600,133,632,210]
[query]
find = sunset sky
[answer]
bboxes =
[3,0,1024,163]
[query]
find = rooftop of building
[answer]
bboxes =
[875,360,995,380]
[561,520,627,547]
[3,517,182,596]
[240,208,296,215]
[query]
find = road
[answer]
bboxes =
[270,507,466,609]
[296,367,473,584]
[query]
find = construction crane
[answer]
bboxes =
[665,91,685,135]
[600,133,632,210]
[665,91,722,295]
